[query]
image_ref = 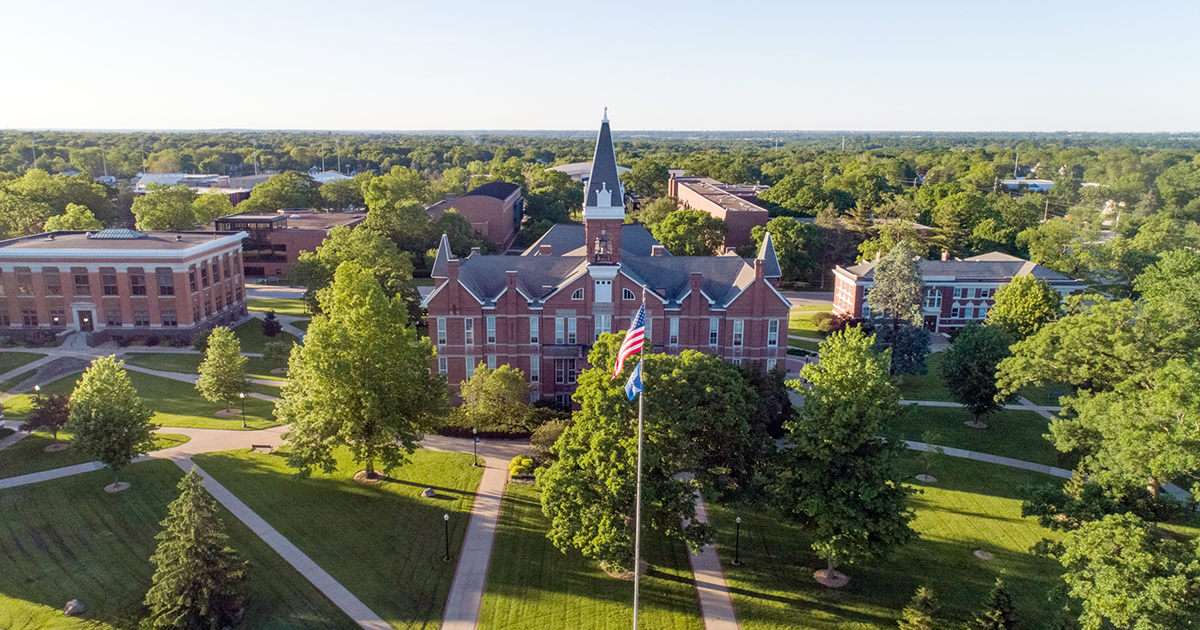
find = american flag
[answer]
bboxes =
[612,303,645,379]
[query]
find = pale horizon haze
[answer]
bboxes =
[1,0,1197,133]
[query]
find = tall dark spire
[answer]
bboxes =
[584,112,623,212]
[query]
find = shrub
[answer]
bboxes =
[508,456,534,478]
[145,336,160,347]
[811,311,840,333]
[262,340,291,363]
[170,334,192,348]
[0,426,14,439]
[192,327,213,353]
[261,311,283,337]
[530,418,571,454]
[116,336,132,348]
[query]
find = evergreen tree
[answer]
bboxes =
[195,327,248,411]
[20,392,70,441]
[144,468,249,630]
[969,578,1017,630]
[261,310,282,337]
[940,323,1014,425]
[65,356,156,486]
[897,586,936,630]
[867,240,924,327]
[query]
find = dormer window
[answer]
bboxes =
[623,288,635,301]
[571,288,584,300]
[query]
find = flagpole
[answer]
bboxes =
[632,295,648,630]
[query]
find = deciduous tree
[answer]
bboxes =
[651,209,727,256]
[940,323,1014,425]
[20,392,70,441]
[43,203,102,231]
[195,327,248,411]
[131,183,201,231]
[986,274,1063,340]
[65,356,156,486]
[455,363,531,433]
[238,171,321,212]
[290,226,420,322]
[751,217,820,283]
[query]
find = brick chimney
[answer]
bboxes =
[941,250,949,261]
[875,250,882,262]
[651,245,667,257]
[754,258,765,281]
[539,244,552,256]
[690,271,702,293]
[447,258,459,283]
[506,270,518,288]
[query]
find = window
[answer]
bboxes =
[437,318,447,345]
[767,358,777,371]
[193,307,200,324]
[571,288,584,300]
[201,266,209,288]
[709,318,719,347]
[73,272,90,296]
[226,290,233,309]
[0,275,5,295]
[979,304,989,318]
[211,258,220,282]
[0,311,9,325]
[465,358,476,378]
[101,269,119,296]
[669,317,679,346]
[555,359,577,384]
[16,268,32,295]
[21,310,37,326]
[531,391,540,403]
[134,310,150,327]
[567,318,576,344]
[487,355,497,370]
[732,319,744,347]
[861,303,872,319]
[924,288,942,309]
[464,318,474,345]
[594,314,610,342]
[768,319,779,347]
[223,257,231,279]
[530,357,539,383]
[594,280,612,303]
[555,318,564,344]
[43,268,61,296]
[486,316,496,344]
[188,267,197,292]
[215,294,224,311]
[438,356,448,374]
[623,288,636,301]
[555,394,569,408]
[162,310,178,327]
[732,358,743,365]
[49,310,64,326]
[106,309,122,326]
[130,269,146,296]
[235,287,242,302]
[204,301,212,318]
[953,287,963,299]
[529,316,539,344]
[950,307,961,318]
[974,288,983,299]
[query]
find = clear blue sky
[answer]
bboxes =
[1,0,1196,132]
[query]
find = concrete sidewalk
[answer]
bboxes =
[684,494,740,630]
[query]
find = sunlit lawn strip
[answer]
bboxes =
[0,431,189,480]
[0,351,46,375]
[123,352,287,383]
[247,297,311,317]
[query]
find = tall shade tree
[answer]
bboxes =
[985,274,1064,340]
[455,363,531,433]
[777,326,917,582]
[0,192,54,239]
[290,226,421,323]
[131,183,201,231]
[277,262,447,479]
[191,190,235,224]
[866,240,924,326]
[144,468,249,630]
[650,209,728,256]
[1134,248,1200,338]
[750,217,820,283]
[1054,513,1200,630]
[195,327,249,411]
[538,339,766,571]
[237,171,321,212]
[65,356,156,486]
[940,323,1015,426]
[43,202,102,231]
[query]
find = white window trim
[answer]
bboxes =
[486,316,496,344]
[465,357,475,378]
[437,317,447,345]
[464,318,474,346]
[732,319,744,348]
[669,317,679,347]
[767,319,778,347]
[530,316,539,345]
[571,288,584,300]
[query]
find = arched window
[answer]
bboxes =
[623,288,636,301]
[571,288,584,300]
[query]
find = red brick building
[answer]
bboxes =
[0,229,249,343]
[212,209,366,280]
[667,175,770,251]
[831,251,1085,334]
[424,116,790,405]
[425,181,524,252]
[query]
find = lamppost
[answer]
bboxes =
[443,513,451,562]
[238,392,246,429]
[472,428,479,467]
[733,517,742,566]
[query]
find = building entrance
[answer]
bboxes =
[78,310,94,332]
[923,315,938,332]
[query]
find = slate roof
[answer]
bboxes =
[757,232,781,278]
[463,181,521,201]
[521,224,662,258]
[583,117,623,208]
[842,252,1082,284]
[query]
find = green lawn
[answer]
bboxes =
[0,351,45,375]
[0,458,352,629]
[788,310,832,339]
[0,431,189,480]
[247,297,310,317]
[0,374,80,425]
[895,353,1070,408]
[123,352,288,384]
[478,483,703,630]
[706,455,1067,630]
[232,319,300,354]
[292,319,310,333]
[413,278,436,287]
[193,447,484,630]
[893,405,1069,468]
[126,371,282,430]
[787,339,822,352]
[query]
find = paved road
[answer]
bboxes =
[246,284,306,300]
[781,291,833,307]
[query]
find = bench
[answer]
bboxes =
[249,444,273,453]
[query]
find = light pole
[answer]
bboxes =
[472,428,479,467]
[733,517,742,566]
[443,513,451,562]
[238,392,246,429]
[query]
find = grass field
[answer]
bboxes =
[894,353,1071,408]
[247,297,310,317]
[123,353,288,384]
[126,371,281,430]
[478,483,703,630]
[0,432,189,480]
[788,309,833,338]
[292,319,310,333]
[0,459,352,629]
[788,339,822,352]
[706,455,1068,630]
[0,351,45,375]
[194,447,484,630]
[892,405,1067,468]
[231,319,300,354]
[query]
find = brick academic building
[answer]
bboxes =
[0,229,249,342]
[424,115,791,406]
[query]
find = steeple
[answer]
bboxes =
[582,111,624,221]
[756,231,782,283]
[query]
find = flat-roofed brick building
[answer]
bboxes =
[212,209,366,280]
[0,228,249,343]
[667,175,771,251]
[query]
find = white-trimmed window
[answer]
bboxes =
[530,316,539,344]
[595,280,612,303]
[567,318,577,344]
[571,288,584,300]
[437,318,447,345]
[437,356,447,374]
[530,357,539,383]
[465,357,476,378]
[669,317,679,346]
[486,316,496,344]
[487,354,497,369]
[709,318,719,347]
[464,318,474,346]
[979,304,989,318]
[862,303,872,319]
[951,307,961,318]
[953,287,963,299]
[554,359,577,384]
[924,288,942,309]
[623,288,635,301]
[530,391,539,403]
[732,357,743,365]
[732,319,744,347]
[767,319,779,347]
[555,318,564,344]
[766,358,777,371]
[594,314,610,342]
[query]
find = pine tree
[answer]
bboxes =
[195,326,248,411]
[866,240,924,327]
[261,310,282,337]
[65,356,156,486]
[969,578,1017,630]
[898,586,936,630]
[145,468,248,629]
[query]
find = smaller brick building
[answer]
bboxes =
[212,209,366,280]
[832,251,1085,334]
[0,229,249,342]
[425,182,524,251]
[667,175,770,251]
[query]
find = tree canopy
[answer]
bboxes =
[65,356,156,485]
[866,240,924,326]
[290,225,421,322]
[238,171,321,212]
[650,209,727,256]
[940,323,1014,423]
[750,217,819,283]
[43,203,102,231]
[131,184,207,231]
[195,326,248,411]
[985,274,1063,340]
